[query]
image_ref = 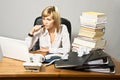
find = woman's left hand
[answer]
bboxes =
[39,47,49,53]
[30,47,49,56]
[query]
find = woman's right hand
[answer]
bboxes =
[29,25,42,35]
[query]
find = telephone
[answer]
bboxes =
[23,54,45,72]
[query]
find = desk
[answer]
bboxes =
[0,57,120,80]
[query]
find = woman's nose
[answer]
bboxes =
[43,20,48,25]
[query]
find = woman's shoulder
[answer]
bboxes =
[58,24,68,34]
[60,24,68,30]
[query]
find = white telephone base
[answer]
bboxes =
[23,62,42,72]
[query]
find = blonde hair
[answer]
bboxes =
[41,6,61,32]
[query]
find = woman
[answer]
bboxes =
[25,6,70,60]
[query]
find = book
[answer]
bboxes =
[72,37,106,49]
[81,23,106,29]
[80,26,104,32]
[78,26,104,38]
[80,16,107,26]
[80,12,107,28]
[78,31,104,39]
[76,36,103,41]
[82,12,106,19]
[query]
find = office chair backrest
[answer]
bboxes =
[32,16,71,51]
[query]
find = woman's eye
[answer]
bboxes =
[47,18,51,21]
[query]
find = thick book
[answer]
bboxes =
[76,36,103,41]
[72,37,106,49]
[80,26,104,32]
[80,16,107,24]
[78,26,104,38]
[81,23,106,29]
[82,12,106,19]
[80,12,107,28]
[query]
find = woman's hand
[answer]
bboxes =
[30,47,49,56]
[33,47,49,56]
[39,47,49,53]
[29,25,42,35]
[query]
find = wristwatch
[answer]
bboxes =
[28,33,33,37]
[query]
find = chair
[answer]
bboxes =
[31,16,71,51]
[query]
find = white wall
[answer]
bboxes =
[0,0,120,61]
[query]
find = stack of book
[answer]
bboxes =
[72,12,107,56]
[54,12,115,73]
[54,49,115,74]
[64,12,116,73]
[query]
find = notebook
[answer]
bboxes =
[0,36,30,61]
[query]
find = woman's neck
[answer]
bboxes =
[48,27,55,34]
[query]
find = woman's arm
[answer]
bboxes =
[25,25,43,51]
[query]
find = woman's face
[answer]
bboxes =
[42,14,54,30]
